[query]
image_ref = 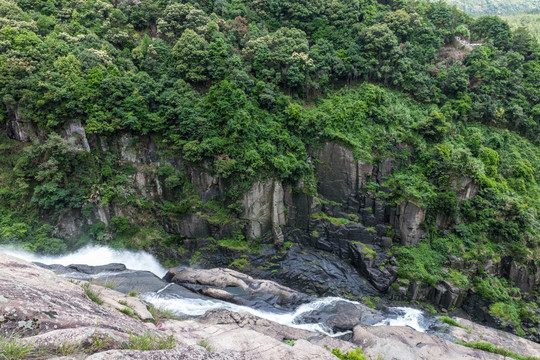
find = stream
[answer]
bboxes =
[0,245,445,338]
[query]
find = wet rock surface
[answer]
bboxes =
[263,245,381,297]
[35,262,169,294]
[296,301,384,332]
[164,267,311,309]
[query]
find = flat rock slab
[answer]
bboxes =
[86,346,246,359]
[449,317,540,358]
[159,314,352,360]
[353,325,506,360]
[197,309,356,351]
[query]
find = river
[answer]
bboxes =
[0,245,443,338]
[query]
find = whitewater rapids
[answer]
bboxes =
[0,245,435,337]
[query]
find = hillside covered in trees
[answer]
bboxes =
[0,0,539,342]
[502,10,540,40]
[438,0,540,41]
[437,0,540,16]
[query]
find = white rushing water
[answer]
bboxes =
[0,245,168,277]
[142,291,352,336]
[1,245,431,336]
[374,307,426,332]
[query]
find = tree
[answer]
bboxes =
[172,29,209,83]
[472,16,512,49]
[359,23,401,84]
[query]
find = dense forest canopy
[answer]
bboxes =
[0,0,539,339]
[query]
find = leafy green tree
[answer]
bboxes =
[172,29,209,83]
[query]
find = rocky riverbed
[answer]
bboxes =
[2,251,540,360]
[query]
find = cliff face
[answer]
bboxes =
[2,120,540,342]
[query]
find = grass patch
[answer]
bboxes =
[117,304,138,319]
[0,336,33,360]
[147,304,183,322]
[128,290,140,297]
[122,332,176,351]
[57,341,82,356]
[438,317,472,332]
[456,341,539,360]
[196,339,212,351]
[230,255,250,270]
[361,245,376,259]
[311,212,351,226]
[81,283,103,305]
[87,332,112,353]
[101,280,117,290]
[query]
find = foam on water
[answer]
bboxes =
[374,307,426,332]
[142,290,350,336]
[0,245,168,277]
[1,245,431,336]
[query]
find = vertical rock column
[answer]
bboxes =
[271,181,286,246]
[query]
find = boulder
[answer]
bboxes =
[164,267,310,309]
[268,245,380,298]
[5,104,37,142]
[35,263,168,294]
[64,120,91,152]
[241,179,286,245]
[191,168,221,204]
[296,301,384,332]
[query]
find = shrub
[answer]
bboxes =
[331,348,366,360]
[122,332,175,351]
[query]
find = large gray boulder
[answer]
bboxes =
[163,267,310,309]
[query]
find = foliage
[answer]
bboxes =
[0,336,32,360]
[81,283,103,305]
[331,348,366,360]
[146,304,182,323]
[122,332,176,351]
[438,316,472,332]
[0,0,538,342]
